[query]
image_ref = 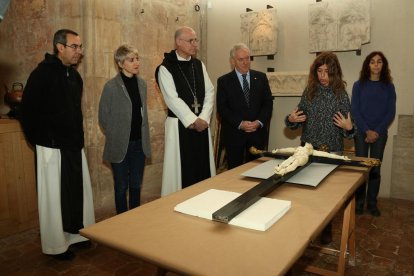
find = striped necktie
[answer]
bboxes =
[242,74,250,107]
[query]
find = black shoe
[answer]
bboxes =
[320,225,332,245]
[70,240,92,249]
[320,232,332,245]
[368,207,381,217]
[356,208,364,215]
[52,249,75,261]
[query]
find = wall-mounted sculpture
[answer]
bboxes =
[309,0,370,53]
[240,8,278,56]
[0,0,10,22]
[266,72,308,97]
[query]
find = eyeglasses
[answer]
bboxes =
[181,38,199,44]
[63,43,83,51]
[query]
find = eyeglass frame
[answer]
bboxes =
[180,38,199,44]
[59,42,83,51]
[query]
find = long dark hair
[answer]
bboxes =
[306,52,346,102]
[359,51,393,84]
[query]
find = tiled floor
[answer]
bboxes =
[1,197,413,275]
[297,198,414,275]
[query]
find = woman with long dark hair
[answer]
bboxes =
[286,52,355,244]
[286,52,355,153]
[352,51,396,216]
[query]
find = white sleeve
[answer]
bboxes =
[158,65,198,127]
[198,62,215,125]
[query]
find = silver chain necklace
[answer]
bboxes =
[177,62,201,114]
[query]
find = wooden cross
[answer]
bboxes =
[212,148,380,223]
[212,162,311,223]
[192,97,201,114]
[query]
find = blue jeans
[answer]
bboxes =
[354,133,387,210]
[111,140,145,214]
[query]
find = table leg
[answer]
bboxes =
[346,196,356,266]
[303,195,356,276]
[337,196,355,273]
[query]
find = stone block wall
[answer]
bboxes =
[391,114,414,200]
[0,0,207,213]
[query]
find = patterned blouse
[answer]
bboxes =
[285,85,355,152]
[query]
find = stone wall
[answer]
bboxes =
[0,0,207,213]
[391,114,414,200]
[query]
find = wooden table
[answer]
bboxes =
[80,159,366,276]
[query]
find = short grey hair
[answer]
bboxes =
[230,43,250,59]
[114,44,139,71]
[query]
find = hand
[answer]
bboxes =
[333,112,353,131]
[240,120,260,133]
[365,130,379,143]
[192,118,209,132]
[288,107,307,123]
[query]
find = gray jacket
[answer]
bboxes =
[99,73,151,163]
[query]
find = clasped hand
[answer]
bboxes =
[188,118,208,132]
[240,120,260,133]
[365,130,379,143]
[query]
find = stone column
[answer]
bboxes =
[391,114,414,200]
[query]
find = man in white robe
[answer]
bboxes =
[21,29,95,260]
[36,146,95,255]
[156,26,216,196]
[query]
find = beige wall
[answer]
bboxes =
[0,0,205,213]
[207,0,414,198]
[1,0,413,206]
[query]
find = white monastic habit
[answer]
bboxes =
[36,145,95,254]
[158,53,216,196]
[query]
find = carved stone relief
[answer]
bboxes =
[309,0,370,53]
[240,8,278,56]
[266,72,308,97]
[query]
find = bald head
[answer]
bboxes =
[174,26,198,59]
[175,26,195,41]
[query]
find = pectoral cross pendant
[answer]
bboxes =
[192,97,201,114]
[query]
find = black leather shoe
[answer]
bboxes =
[368,207,381,217]
[52,249,75,261]
[356,208,364,215]
[320,232,332,245]
[70,240,92,249]
[320,225,332,245]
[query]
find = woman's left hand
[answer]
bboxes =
[333,112,353,131]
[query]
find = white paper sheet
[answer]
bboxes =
[241,159,338,187]
[174,189,291,231]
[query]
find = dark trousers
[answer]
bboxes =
[354,134,388,209]
[111,140,145,214]
[225,143,260,170]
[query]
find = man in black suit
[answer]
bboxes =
[217,43,273,169]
